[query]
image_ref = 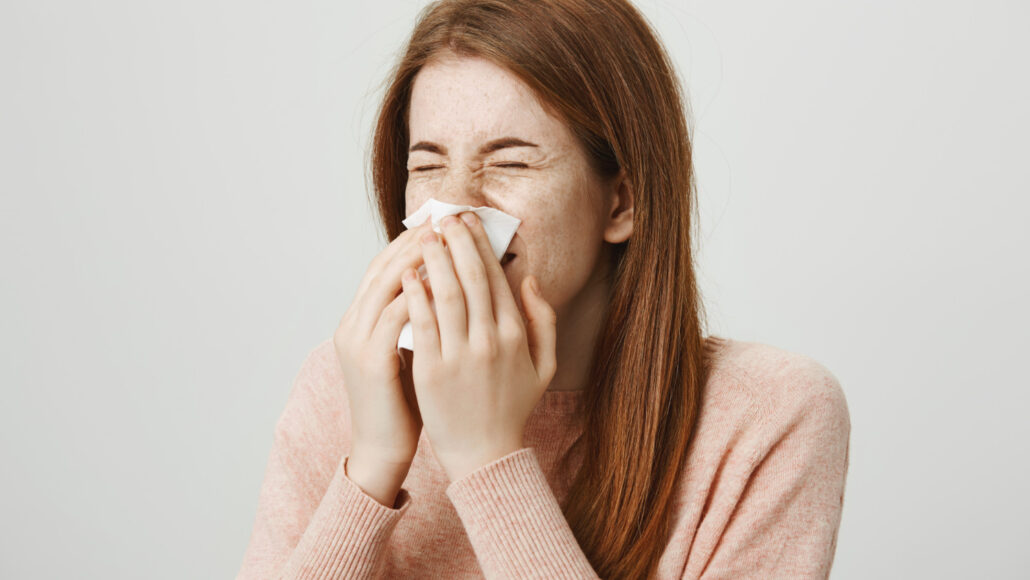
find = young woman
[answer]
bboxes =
[237,1,851,578]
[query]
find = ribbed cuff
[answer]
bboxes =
[445,447,598,579]
[279,454,411,579]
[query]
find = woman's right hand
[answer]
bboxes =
[333,221,434,481]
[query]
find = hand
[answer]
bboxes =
[400,211,558,482]
[333,220,435,470]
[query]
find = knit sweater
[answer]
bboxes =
[236,336,851,579]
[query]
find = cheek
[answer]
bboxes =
[520,208,602,309]
[508,168,605,297]
[480,171,534,192]
[404,185,429,218]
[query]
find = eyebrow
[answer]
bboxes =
[408,137,540,155]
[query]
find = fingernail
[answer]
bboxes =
[421,230,438,244]
[441,215,459,229]
[530,277,540,294]
[460,212,478,226]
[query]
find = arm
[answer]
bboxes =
[236,342,414,580]
[691,363,851,580]
[445,447,601,579]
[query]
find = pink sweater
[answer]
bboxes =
[236,336,850,579]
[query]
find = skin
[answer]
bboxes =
[400,51,634,481]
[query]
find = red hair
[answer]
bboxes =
[369,1,721,577]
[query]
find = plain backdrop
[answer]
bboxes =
[1,0,1027,578]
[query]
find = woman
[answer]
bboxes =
[237,0,851,578]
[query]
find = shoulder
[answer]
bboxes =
[274,336,349,440]
[670,339,851,578]
[711,337,848,416]
[699,336,851,448]
[296,336,343,382]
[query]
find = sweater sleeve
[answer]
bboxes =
[445,447,601,579]
[694,361,851,580]
[236,343,414,580]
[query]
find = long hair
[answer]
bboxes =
[368,1,720,577]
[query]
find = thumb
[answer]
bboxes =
[521,276,557,385]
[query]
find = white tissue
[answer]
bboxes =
[397,198,521,353]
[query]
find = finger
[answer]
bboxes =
[460,212,521,324]
[521,276,557,384]
[353,221,433,338]
[369,289,410,353]
[419,226,467,358]
[400,264,441,361]
[353,220,428,303]
[439,213,494,341]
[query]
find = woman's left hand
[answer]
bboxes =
[401,211,557,483]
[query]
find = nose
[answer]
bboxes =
[435,169,489,208]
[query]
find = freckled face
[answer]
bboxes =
[405,53,611,318]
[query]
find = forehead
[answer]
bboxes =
[408,54,564,143]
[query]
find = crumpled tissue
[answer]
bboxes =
[396,198,521,354]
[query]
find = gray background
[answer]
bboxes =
[2,0,1027,578]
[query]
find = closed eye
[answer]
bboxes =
[411,163,527,172]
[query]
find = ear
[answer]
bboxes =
[602,170,634,244]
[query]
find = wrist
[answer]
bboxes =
[442,442,525,482]
[345,451,412,508]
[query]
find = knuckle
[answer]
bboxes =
[364,272,384,296]
[406,236,428,257]
[498,319,525,344]
[414,317,436,333]
[435,286,463,305]
[471,334,500,360]
[455,225,475,243]
[368,253,387,272]
[366,254,394,278]
[465,265,487,286]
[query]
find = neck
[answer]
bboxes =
[546,260,613,393]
